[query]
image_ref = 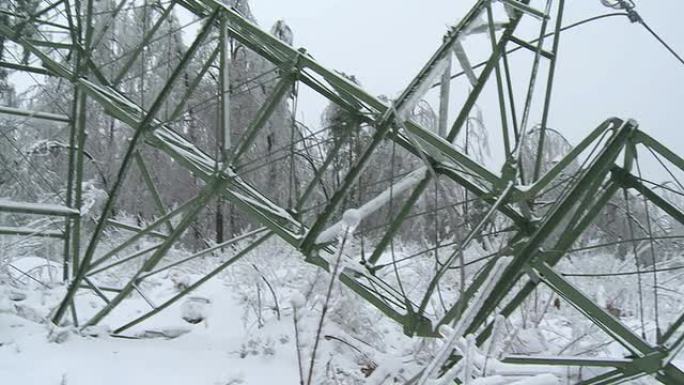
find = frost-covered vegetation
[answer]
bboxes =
[2,234,684,384]
[1,0,684,384]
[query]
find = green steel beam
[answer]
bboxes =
[13,0,66,33]
[218,13,230,157]
[63,92,77,281]
[446,4,524,143]
[112,231,273,333]
[90,0,129,50]
[69,80,306,247]
[437,256,499,329]
[634,130,684,172]
[535,263,684,383]
[112,0,178,86]
[475,180,620,345]
[399,121,503,188]
[68,0,91,283]
[0,105,70,123]
[508,35,554,59]
[466,120,633,337]
[299,1,526,254]
[392,0,489,109]
[534,262,653,355]
[0,10,70,31]
[52,10,221,325]
[413,182,515,334]
[662,311,684,345]
[106,219,168,239]
[366,176,431,267]
[0,61,53,75]
[0,226,63,238]
[87,242,163,276]
[24,39,72,50]
[83,174,228,327]
[167,45,219,123]
[298,109,396,255]
[485,1,512,156]
[500,0,548,19]
[514,0,554,183]
[532,0,566,182]
[295,139,342,212]
[502,355,630,369]
[576,370,645,385]
[436,165,530,229]
[231,65,298,163]
[137,227,267,280]
[2,0,526,224]
[134,152,175,233]
[5,1,680,379]
[524,118,619,199]
[0,200,79,217]
[88,192,202,270]
[614,167,684,226]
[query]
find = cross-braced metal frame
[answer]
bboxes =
[1,0,683,383]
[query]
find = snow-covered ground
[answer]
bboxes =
[1,242,683,385]
[0,240,412,385]
[0,276,301,385]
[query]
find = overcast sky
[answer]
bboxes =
[249,0,684,178]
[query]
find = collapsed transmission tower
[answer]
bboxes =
[0,0,683,383]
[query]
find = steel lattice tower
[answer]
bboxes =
[1,0,683,383]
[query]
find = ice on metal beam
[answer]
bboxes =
[0,105,70,123]
[0,200,80,217]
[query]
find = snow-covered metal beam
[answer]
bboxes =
[0,200,79,217]
[0,105,70,123]
[0,226,63,238]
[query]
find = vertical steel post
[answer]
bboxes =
[52,10,221,324]
[532,0,565,181]
[216,14,230,243]
[70,0,95,278]
[486,1,512,156]
[62,0,79,281]
[219,15,230,156]
[446,13,521,143]
[514,0,553,185]
[437,53,451,138]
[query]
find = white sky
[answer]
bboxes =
[250,0,684,177]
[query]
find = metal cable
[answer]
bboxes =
[607,0,684,67]
[635,155,662,340]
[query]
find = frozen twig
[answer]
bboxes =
[306,227,351,385]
